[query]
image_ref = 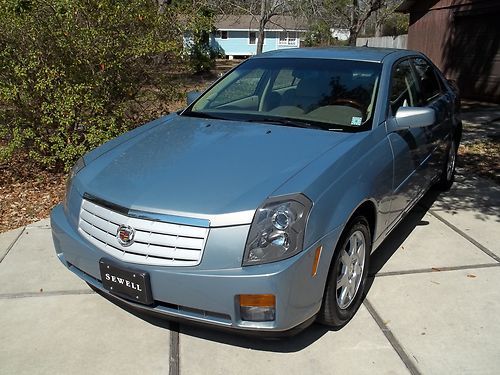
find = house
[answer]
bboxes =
[209,15,308,59]
[397,0,500,102]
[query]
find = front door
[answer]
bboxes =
[386,59,434,225]
[411,57,452,179]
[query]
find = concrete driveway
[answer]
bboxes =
[1,170,499,375]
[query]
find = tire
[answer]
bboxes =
[318,216,371,328]
[437,137,458,191]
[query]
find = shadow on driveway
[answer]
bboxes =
[433,170,500,221]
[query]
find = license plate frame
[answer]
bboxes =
[99,258,153,305]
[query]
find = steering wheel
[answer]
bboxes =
[331,98,364,111]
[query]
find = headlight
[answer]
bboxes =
[65,157,86,200]
[242,194,312,266]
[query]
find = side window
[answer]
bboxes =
[412,58,442,105]
[210,68,264,107]
[272,69,297,90]
[390,60,419,115]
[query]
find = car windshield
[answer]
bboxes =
[183,58,382,131]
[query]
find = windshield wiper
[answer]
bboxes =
[181,111,227,120]
[245,117,326,130]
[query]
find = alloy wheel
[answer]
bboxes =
[336,230,366,309]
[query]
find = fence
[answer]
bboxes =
[356,35,408,49]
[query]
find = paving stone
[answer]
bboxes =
[26,217,51,229]
[430,173,500,258]
[0,293,170,374]
[178,305,409,375]
[0,227,24,261]
[372,210,495,275]
[367,267,500,374]
[0,227,86,294]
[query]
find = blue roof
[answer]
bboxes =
[253,46,410,63]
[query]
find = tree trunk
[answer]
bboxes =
[374,10,383,37]
[348,0,359,46]
[256,27,266,54]
[256,0,267,54]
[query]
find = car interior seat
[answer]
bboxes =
[279,71,331,113]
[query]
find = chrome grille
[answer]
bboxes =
[78,198,209,267]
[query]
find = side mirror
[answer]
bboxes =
[186,91,201,106]
[393,107,436,130]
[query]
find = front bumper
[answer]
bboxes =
[51,204,341,332]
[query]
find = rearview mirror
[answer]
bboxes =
[393,107,436,130]
[187,91,201,106]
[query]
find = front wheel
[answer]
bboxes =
[318,216,371,328]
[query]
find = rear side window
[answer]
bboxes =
[412,58,442,105]
[390,60,419,114]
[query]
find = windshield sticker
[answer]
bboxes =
[351,117,362,126]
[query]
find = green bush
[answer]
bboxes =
[0,0,185,171]
[182,7,218,74]
[302,22,349,47]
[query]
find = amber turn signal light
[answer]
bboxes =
[239,294,276,307]
[312,246,323,277]
[239,294,276,321]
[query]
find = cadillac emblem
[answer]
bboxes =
[116,224,135,247]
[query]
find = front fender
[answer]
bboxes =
[306,183,377,247]
[302,127,393,249]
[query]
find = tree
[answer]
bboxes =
[293,0,384,46]
[348,0,383,45]
[256,0,286,54]
[372,1,409,37]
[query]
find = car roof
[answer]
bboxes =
[253,46,417,63]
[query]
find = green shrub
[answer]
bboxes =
[0,0,184,171]
[302,22,349,47]
[182,7,218,74]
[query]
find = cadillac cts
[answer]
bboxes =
[51,47,461,334]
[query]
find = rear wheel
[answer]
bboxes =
[437,138,458,191]
[318,216,371,328]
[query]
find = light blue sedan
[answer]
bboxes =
[51,47,461,335]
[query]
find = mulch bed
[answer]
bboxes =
[458,138,500,184]
[0,157,66,232]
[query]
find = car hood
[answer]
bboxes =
[76,114,352,226]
